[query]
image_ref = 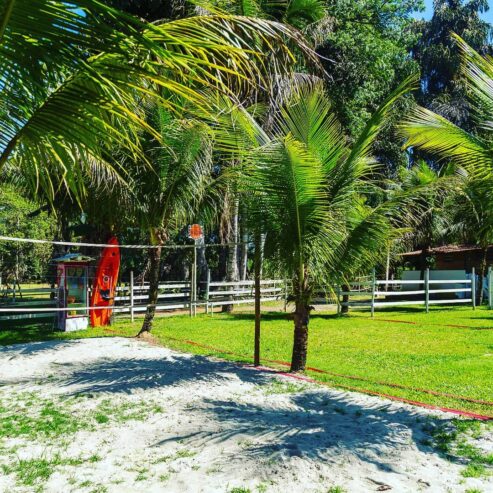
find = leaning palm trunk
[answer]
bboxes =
[138,233,164,336]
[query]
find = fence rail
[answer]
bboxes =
[0,284,57,321]
[337,268,482,316]
[0,272,287,323]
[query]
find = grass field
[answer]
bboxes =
[1,305,493,417]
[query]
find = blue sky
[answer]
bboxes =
[415,0,493,23]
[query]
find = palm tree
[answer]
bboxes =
[248,76,423,371]
[446,173,493,304]
[400,35,493,303]
[1,0,315,202]
[396,161,451,277]
[126,105,215,335]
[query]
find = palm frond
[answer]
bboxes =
[1,0,317,202]
[399,106,492,171]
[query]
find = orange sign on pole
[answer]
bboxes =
[188,224,203,240]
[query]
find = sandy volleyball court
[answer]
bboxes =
[0,337,491,492]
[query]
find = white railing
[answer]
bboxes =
[0,273,288,323]
[0,285,57,321]
[337,268,480,316]
[203,279,286,315]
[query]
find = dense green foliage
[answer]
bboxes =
[413,0,492,127]
[0,186,56,283]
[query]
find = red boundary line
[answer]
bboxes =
[373,318,493,330]
[163,336,493,420]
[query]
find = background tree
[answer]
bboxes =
[316,0,423,176]
[119,104,215,336]
[0,186,56,285]
[396,161,451,277]
[413,0,492,127]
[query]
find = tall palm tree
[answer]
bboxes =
[248,76,423,371]
[1,0,314,202]
[134,105,214,335]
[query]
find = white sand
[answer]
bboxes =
[0,337,491,492]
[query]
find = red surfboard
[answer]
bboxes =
[90,236,120,327]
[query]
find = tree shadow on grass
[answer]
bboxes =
[228,311,343,323]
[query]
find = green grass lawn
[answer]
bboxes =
[1,305,493,417]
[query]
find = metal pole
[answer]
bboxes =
[254,229,261,366]
[425,268,429,314]
[370,268,376,318]
[189,253,193,318]
[130,270,134,322]
[472,266,476,310]
[193,241,197,316]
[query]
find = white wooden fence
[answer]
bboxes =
[337,268,483,316]
[116,275,287,320]
[0,286,56,321]
[0,274,287,322]
[204,279,286,314]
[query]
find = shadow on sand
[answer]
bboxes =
[1,337,459,476]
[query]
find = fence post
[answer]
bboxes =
[284,278,288,312]
[472,266,476,310]
[205,269,210,315]
[130,270,134,322]
[370,269,376,318]
[336,285,341,315]
[488,265,493,310]
[425,268,429,314]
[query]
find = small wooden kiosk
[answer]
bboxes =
[55,254,93,332]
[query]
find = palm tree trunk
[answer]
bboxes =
[223,196,239,313]
[240,212,248,281]
[290,299,310,372]
[138,244,162,336]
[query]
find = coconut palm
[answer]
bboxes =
[446,173,493,304]
[1,0,314,202]
[400,35,493,303]
[396,161,452,277]
[246,76,424,371]
[132,104,215,335]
